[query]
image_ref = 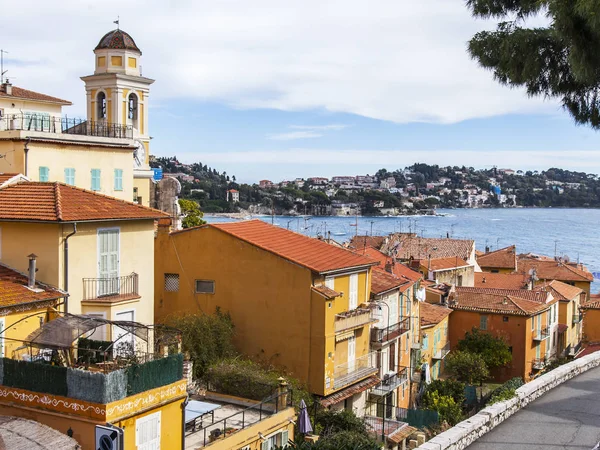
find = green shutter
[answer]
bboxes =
[39,166,49,182]
[114,169,123,191]
[91,169,101,191]
[64,168,75,185]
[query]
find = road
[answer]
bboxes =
[468,365,600,450]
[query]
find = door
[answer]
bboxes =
[98,229,119,296]
[113,310,135,356]
[349,274,358,310]
[347,336,356,373]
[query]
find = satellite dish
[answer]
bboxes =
[563,255,570,263]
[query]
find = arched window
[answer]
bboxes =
[97,92,107,120]
[128,93,138,121]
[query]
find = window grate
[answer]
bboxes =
[164,273,180,292]
[195,280,215,294]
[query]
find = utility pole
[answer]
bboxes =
[1,49,8,84]
[370,220,375,236]
[554,240,558,259]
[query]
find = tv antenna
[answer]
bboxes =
[1,49,8,84]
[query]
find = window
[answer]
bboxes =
[262,431,289,450]
[39,166,49,182]
[164,273,180,292]
[64,168,75,185]
[195,280,215,294]
[114,169,123,191]
[98,229,119,296]
[422,334,429,350]
[457,275,463,286]
[136,411,161,450]
[531,315,535,331]
[480,315,488,330]
[444,322,448,337]
[325,276,334,289]
[491,269,499,274]
[349,273,358,310]
[128,94,138,120]
[91,169,101,191]
[97,92,107,119]
[503,316,509,322]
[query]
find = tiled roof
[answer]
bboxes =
[455,286,548,303]
[348,235,385,251]
[0,173,20,186]
[581,294,600,310]
[576,343,600,359]
[210,220,378,274]
[371,269,410,295]
[477,245,517,270]
[518,258,594,282]
[360,247,422,284]
[450,290,552,316]
[0,182,168,222]
[534,280,584,301]
[420,302,452,327]
[390,236,474,261]
[388,425,417,444]
[95,29,141,53]
[426,257,470,272]
[0,86,71,105]
[311,285,341,299]
[0,263,65,308]
[319,375,380,407]
[474,273,529,290]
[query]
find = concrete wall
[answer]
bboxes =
[416,351,600,450]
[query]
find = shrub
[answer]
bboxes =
[486,377,524,405]
[313,409,368,436]
[458,328,512,370]
[424,379,466,405]
[445,351,489,385]
[421,391,463,425]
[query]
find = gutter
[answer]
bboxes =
[63,223,77,313]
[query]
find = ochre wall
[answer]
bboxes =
[480,266,513,274]
[421,316,450,381]
[582,308,600,343]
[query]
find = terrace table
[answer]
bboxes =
[185,400,221,434]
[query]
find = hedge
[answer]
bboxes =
[67,368,127,403]
[126,353,183,396]
[487,377,525,405]
[2,357,68,397]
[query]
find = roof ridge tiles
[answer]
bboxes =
[54,182,63,221]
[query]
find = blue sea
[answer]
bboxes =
[204,209,600,293]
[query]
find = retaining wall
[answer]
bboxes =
[417,351,600,449]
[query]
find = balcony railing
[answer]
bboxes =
[532,358,546,370]
[568,342,582,357]
[83,273,139,301]
[0,114,133,139]
[335,308,373,333]
[572,314,582,325]
[333,352,378,390]
[532,327,550,341]
[371,366,408,396]
[371,317,410,344]
[432,342,450,360]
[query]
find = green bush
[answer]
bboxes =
[445,351,489,385]
[313,409,368,436]
[421,391,463,425]
[486,377,524,405]
[424,379,466,405]
[276,431,379,449]
[3,358,68,397]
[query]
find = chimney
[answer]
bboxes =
[27,253,37,288]
[385,261,393,273]
[485,246,490,253]
[482,277,486,284]
[503,297,508,305]
[2,80,12,96]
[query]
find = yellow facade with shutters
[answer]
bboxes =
[421,316,450,381]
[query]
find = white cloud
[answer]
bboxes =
[290,124,349,131]
[267,131,323,140]
[2,0,554,123]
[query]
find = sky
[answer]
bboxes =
[3,0,599,183]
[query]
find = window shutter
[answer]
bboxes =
[39,167,49,182]
[261,440,269,450]
[114,169,123,191]
[349,274,358,310]
[281,430,289,446]
[91,169,101,191]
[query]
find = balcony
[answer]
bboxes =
[333,352,378,390]
[572,314,582,325]
[568,342,582,357]
[532,358,546,370]
[83,273,140,302]
[0,113,133,139]
[335,308,374,333]
[432,342,450,360]
[532,327,550,341]
[371,317,410,345]
[371,366,408,396]
[411,340,421,350]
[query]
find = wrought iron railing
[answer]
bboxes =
[371,316,410,343]
[432,342,450,360]
[0,113,133,139]
[532,327,550,341]
[334,308,373,333]
[333,352,378,390]
[371,366,408,396]
[83,273,139,301]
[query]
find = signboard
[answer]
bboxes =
[96,424,123,450]
[153,168,163,181]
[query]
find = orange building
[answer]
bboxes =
[518,256,594,296]
[477,245,517,273]
[581,295,600,345]
[448,287,558,382]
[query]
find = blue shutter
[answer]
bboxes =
[91,169,101,191]
[39,167,49,182]
[114,169,123,191]
[64,168,75,185]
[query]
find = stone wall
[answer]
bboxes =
[417,351,600,449]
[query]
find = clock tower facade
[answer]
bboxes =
[81,29,155,206]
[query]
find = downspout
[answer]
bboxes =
[181,394,189,450]
[23,138,30,177]
[63,223,77,313]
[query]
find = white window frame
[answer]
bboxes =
[136,410,161,450]
[97,227,120,297]
[84,311,107,341]
[113,309,136,356]
[325,276,335,289]
[349,273,358,310]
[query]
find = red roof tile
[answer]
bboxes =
[348,235,385,251]
[477,245,517,270]
[450,290,553,316]
[474,272,529,290]
[0,173,20,186]
[320,375,380,407]
[581,294,600,310]
[210,220,378,274]
[455,286,548,303]
[386,235,474,261]
[371,269,410,295]
[0,182,168,222]
[360,247,422,284]
[534,280,584,301]
[0,86,71,105]
[425,257,470,272]
[0,263,65,308]
[518,258,593,282]
[311,285,342,299]
[420,302,452,327]
[576,343,600,358]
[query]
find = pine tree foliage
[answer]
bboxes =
[467,0,600,128]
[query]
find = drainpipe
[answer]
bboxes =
[23,138,30,177]
[181,395,189,450]
[63,223,77,313]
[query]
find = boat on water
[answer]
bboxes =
[332,231,347,236]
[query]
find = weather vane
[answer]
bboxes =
[114,16,120,30]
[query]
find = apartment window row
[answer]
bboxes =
[38,167,125,191]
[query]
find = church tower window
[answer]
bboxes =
[97,92,107,120]
[128,93,138,128]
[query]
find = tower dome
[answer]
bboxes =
[95,29,141,54]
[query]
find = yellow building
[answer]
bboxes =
[0,181,165,328]
[0,27,155,206]
[518,257,594,296]
[535,280,585,358]
[420,302,452,381]
[155,219,380,410]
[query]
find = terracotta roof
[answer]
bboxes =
[455,286,548,303]
[0,416,80,450]
[451,288,554,316]
[0,182,167,222]
[420,302,452,327]
[389,235,474,261]
[0,85,71,105]
[576,343,600,359]
[371,268,410,295]
[534,280,584,301]
[311,284,341,299]
[360,247,422,284]
[477,245,517,270]
[518,259,594,282]
[320,375,380,407]
[388,425,417,444]
[210,220,378,274]
[557,324,568,333]
[474,272,529,290]
[0,263,65,308]
[0,173,21,187]
[425,257,470,272]
[581,294,600,310]
[95,29,141,53]
[348,235,385,250]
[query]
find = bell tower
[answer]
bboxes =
[81,28,155,206]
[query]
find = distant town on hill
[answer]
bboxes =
[150,156,600,216]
